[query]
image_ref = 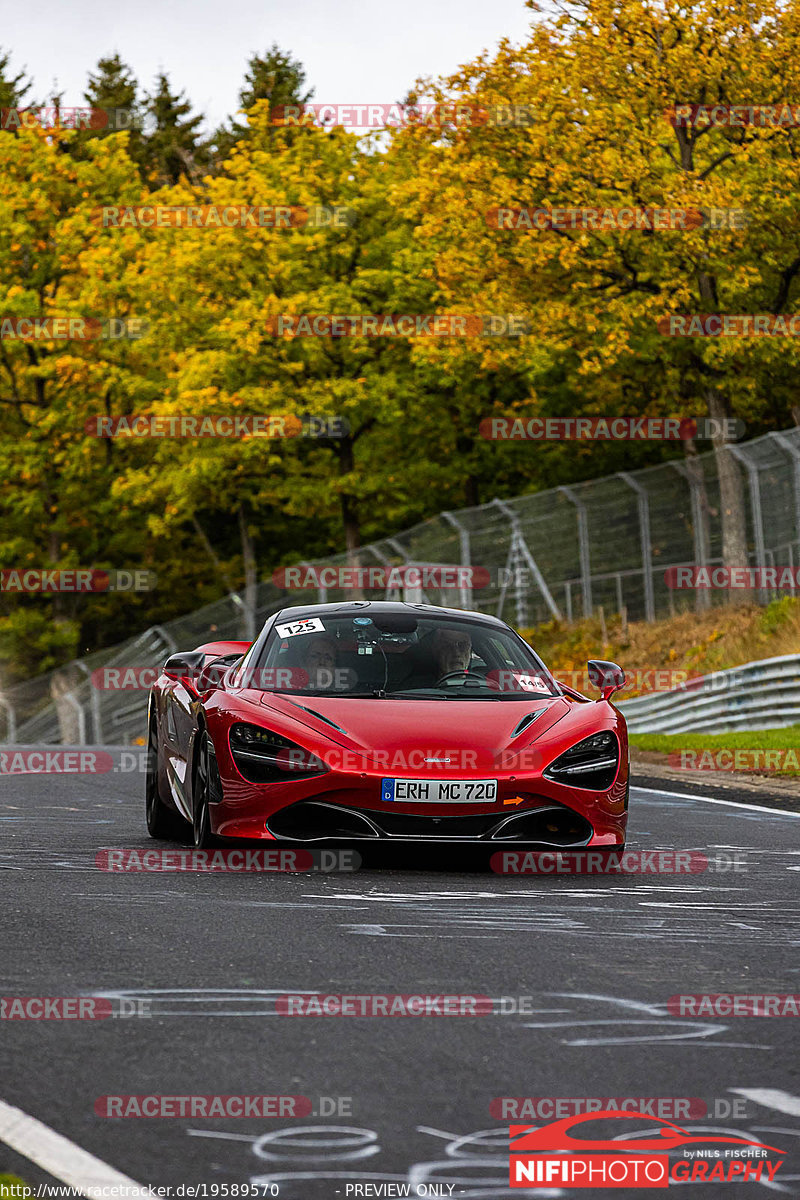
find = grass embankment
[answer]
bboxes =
[629,726,800,776]
[521,597,800,776]
[521,595,800,697]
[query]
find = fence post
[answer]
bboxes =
[727,444,767,605]
[441,510,473,609]
[291,562,324,606]
[492,499,561,623]
[0,695,16,743]
[73,660,101,744]
[66,691,86,745]
[385,539,412,601]
[230,591,257,638]
[557,486,592,618]
[617,472,656,622]
[149,625,178,654]
[768,432,800,557]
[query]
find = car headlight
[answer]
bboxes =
[229,722,328,784]
[544,731,619,790]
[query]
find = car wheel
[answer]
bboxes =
[192,731,218,849]
[145,717,187,840]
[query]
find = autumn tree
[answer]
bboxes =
[0,122,156,679]
[0,47,32,110]
[211,45,313,164]
[398,0,800,575]
[144,72,206,186]
[76,53,149,173]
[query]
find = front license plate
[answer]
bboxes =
[381,778,498,804]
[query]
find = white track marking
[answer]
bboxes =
[0,1099,156,1199]
[732,1089,800,1117]
[632,786,800,817]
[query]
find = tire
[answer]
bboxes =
[192,730,218,849]
[145,717,187,840]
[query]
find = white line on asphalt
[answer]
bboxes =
[0,1099,156,1199]
[731,1088,800,1117]
[632,785,800,817]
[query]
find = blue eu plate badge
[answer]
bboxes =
[381,778,395,801]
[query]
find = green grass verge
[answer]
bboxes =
[630,725,800,753]
[630,725,800,775]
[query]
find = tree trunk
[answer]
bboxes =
[455,434,479,508]
[336,435,365,598]
[238,506,257,641]
[695,263,749,599]
[681,434,711,612]
[338,435,361,558]
[705,387,750,603]
[193,516,236,595]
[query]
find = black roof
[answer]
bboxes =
[271,600,510,630]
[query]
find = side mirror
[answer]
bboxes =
[163,650,205,682]
[197,654,242,692]
[587,659,626,701]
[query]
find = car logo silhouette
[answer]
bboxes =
[511,1111,785,1155]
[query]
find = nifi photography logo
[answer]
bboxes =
[508,1111,785,1188]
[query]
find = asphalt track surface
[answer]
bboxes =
[2,748,800,1198]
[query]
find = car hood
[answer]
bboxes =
[257,692,574,771]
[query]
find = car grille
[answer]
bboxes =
[267,798,592,844]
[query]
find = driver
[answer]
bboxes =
[431,628,472,678]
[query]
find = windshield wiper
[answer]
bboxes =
[326,689,388,698]
[383,689,499,700]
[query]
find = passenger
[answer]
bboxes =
[300,633,339,689]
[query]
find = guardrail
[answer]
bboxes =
[618,654,800,734]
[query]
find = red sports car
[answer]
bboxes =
[145,602,629,850]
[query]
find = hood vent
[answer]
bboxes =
[291,702,348,736]
[510,709,548,740]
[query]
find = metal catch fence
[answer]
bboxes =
[3,424,800,744]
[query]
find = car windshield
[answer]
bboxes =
[242,611,561,699]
